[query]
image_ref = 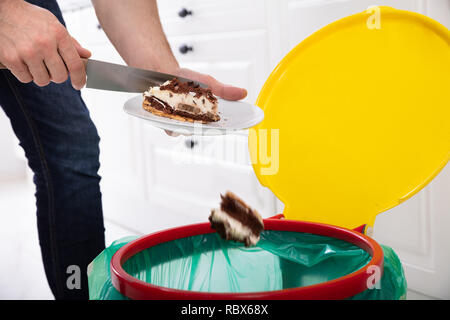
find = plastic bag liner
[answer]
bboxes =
[88,231,407,300]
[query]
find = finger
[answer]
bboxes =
[58,36,86,90]
[194,73,247,101]
[71,37,91,59]
[214,84,248,101]
[27,58,51,86]
[44,53,68,83]
[9,63,33,83]
[207,79,247,100]
[176,68,248,100]
[1,52,33,83]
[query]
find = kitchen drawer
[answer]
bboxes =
[169,30,267,63]
[157,0,267,36]
[65,1,266,44]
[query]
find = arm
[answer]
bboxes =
[91,0,247,100]
[0,0,91,89]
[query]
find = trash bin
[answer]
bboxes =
[88,221,407,300]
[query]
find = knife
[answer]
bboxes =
[0,58,207,92]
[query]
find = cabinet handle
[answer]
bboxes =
[185,139,198,149]
[179,44,193,54]
[178,8,193,18]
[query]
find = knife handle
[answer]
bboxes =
[0,58,88,70]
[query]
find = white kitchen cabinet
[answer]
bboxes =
[157,0,267,36]
[59,0,450,299]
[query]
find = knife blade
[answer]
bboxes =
[0,59,207,92]
[85,59,207,92]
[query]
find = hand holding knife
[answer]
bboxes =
[0,59,207,92]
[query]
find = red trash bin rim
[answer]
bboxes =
[110,219,384,300]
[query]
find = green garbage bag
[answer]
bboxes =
[88,231,407,300]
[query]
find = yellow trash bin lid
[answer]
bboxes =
[250,6,450,229]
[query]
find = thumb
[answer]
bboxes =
[176,68,247,101]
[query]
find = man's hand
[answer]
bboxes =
[175,68,247,101]
[0,0,91,89]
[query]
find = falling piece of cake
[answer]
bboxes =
[143,78,220,122]
[209,191,264,247]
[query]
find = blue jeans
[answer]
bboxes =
[0,0,105,299]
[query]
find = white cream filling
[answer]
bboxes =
[210,208,260,246]
[144,81,217,114]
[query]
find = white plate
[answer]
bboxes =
[123,95,264,136]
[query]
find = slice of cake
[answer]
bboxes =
[209,191,264,247]
[143,78,220,122]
